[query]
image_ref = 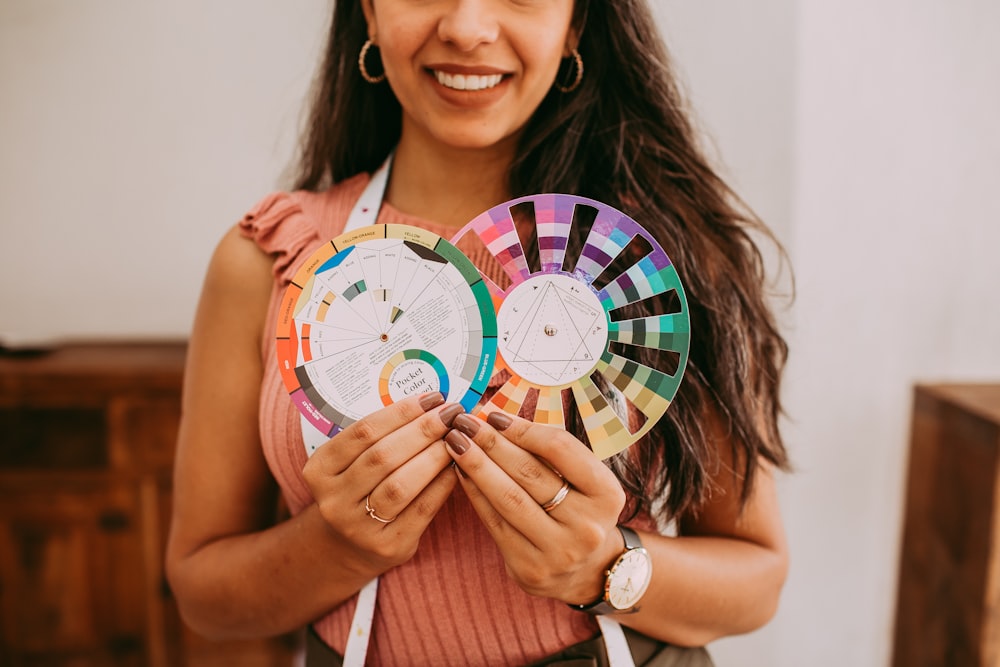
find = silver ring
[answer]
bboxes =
[365,494,396,524]
[540,479,571,512]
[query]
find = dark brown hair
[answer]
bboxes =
[295,0,791,521]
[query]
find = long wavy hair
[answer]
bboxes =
[294,0,791,521]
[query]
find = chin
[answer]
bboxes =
[430,128,516,153]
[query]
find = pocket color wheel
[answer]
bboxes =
[449,194,690,459]
[275,224,497,438]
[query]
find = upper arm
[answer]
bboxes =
[167,225,278,569]
[678,418,789,576]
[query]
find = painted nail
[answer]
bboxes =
[452,413,480,439]
[419,392,446,411]
[486,411,513,431]
[445,429,470,455]
[438,403,465,428]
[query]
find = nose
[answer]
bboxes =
[436,0,500,51]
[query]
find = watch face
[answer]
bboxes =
[607,548,652,610]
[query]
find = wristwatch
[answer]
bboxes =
[572,525,652,614]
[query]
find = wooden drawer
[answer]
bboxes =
[0,476,147,666]
[0,406,108,469]
[108,396,182,472]
[893,384,1000,667]
[0,342,296,666]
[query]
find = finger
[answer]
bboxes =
[450,456,522,545]
[393,460,459,528]
[351,402,464,481]
[480,409,614,498]
[366,438,454,522]
[445,429,554,548]
[450,412,567,509]
[449,442,535,555]
[357,463,458,570]
[327,391,447,468]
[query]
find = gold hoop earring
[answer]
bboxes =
[555,48,584,93]
[358,39,386,84]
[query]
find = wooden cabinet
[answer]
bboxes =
[0,342,298,666]
[893,383,1000,667]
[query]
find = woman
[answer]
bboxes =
[166,1,790,665]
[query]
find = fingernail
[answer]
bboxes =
[453,413,480,438]
[486,411,513,431]
[419,392,446,411]
[438,403,464,428]
[445,430,470,455]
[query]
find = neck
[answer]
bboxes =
[385,131,517,228]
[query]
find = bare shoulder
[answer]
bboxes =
[194,225,274,342]
[205,225,273,299]
[181,224,276,419]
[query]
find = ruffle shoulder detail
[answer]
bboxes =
[238,175,371,285]
[238,191,320,286]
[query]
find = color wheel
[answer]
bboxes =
[450,194,690,459]
[276,224,497,438]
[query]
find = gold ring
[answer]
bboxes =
[540,479,571,512]
[365,494,396,524]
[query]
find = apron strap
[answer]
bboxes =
[300,155,391,667]
[597,616,637,667]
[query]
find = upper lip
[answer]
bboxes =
[426,63,509,76]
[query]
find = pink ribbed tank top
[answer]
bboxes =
[238,173,599,666]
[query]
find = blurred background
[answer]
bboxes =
[2,1,999,665]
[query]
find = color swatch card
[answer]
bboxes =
[449,194,690,459]
[276,224,497,439]
[276,195,690,460]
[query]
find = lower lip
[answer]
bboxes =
[428,72,509,108]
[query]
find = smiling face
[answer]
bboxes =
[361,0,577,154]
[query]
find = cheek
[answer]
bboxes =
[515,32,571,83]
[375,20,429,81]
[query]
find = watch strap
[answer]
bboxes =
[575,598,626,615]
[572,525,644,615]
[619,525,642,550]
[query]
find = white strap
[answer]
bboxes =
[597,616,637,667]
[342,578,379,667]
[300,155,392,666]
[338,156,393,664]
[345,156,393,233]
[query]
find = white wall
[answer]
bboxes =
[3,2,1000,666]
[654,0,797,245]
[0,0,330,344]
[672,1,1000,666]
[778,1,1000,665]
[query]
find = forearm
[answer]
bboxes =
[168,503,375,640]
[621,531,788,646]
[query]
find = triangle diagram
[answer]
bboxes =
[507,281,597,383]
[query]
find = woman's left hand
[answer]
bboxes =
[445,409,627,606]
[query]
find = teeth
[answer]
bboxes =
[434,71,504,91]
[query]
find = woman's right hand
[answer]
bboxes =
[168,230,463,639]
[302,391,462,578]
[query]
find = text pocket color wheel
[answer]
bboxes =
[275,224,497,439]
